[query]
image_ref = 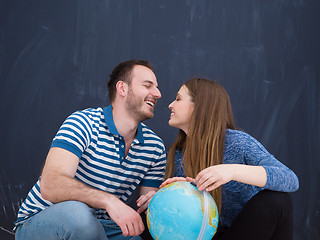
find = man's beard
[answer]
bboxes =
[125,88,153,122]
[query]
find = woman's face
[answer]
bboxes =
[168,85,194,134]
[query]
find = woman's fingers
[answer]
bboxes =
[206,181,222,191]
[186,177,196,183]
[196,165,235,191]
[159,177,187,188]
[197,174,216,191]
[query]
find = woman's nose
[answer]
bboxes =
[168,101,174,109]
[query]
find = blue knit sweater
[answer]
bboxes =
[173,129,299,227]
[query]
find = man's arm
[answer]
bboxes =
[40,147,103,205]
[40,147,144,237]
[135,141,166,214]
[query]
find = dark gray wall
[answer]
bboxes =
[1,1,319,239]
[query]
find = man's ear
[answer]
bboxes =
[116,81,128,97]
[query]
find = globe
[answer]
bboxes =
[147,181,219,240]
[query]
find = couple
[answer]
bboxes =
[14,60,299,240]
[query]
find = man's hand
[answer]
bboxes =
[136,190,156,214]
[41,147,145,237]
[136,186,158,214]
[105,195,145,237]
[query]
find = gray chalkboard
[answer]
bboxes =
[1,1,319,239]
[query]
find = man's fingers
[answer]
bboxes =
[136,190,155,212]
[126,222,135,236]
[131,216,144,236]
[137,190,153,203]
[123,216,144,237]
[119,222,129,237]
[137,202,147,214]
[107,197,146,237]
[136,195,147,207]
[139,217,145,234]
[137,197,152,214]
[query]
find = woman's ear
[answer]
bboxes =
[116,81,128,97]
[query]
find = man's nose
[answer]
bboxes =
[153,87,161,99]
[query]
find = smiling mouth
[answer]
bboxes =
[145,100,155,107]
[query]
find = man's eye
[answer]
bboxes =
[144,85,151,89]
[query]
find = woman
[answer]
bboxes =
[160,78,299,240]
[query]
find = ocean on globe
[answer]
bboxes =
[147,181,219,240]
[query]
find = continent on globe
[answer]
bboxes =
[147,181,219,240]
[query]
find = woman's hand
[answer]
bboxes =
[195,164,236,191]
[159,177,188,188]
[195,164,267,191]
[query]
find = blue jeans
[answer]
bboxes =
[15,201,142,240]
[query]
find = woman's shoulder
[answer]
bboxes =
[225,129,273,157]
[225,129,253,143]
[225,129,263,151]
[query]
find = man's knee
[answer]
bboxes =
[52,201,106,239]
[56,201,94,219]
[16,201,106,240]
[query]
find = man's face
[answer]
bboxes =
[125,65,162,122]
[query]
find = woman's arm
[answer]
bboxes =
[195,131,299,192]
[194,164,267,191]
[242,133,299,192]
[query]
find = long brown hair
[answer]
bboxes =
[165,78,236,211]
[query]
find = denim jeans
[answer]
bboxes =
[15,201,142,240]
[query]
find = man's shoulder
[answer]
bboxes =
[69,107,104,122]
[140,123,165,147]
[78,107,104,116]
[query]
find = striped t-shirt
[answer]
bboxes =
[15,105,166,228]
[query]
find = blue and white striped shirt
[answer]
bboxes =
[15,105,166,228]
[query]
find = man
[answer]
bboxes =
[14,60,166,240]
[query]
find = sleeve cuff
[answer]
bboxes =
[140,179,163,188]
[51,140,83,159]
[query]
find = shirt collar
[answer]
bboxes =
[103,105,144,144]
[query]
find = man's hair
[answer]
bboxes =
[107,60,154,102]
[165,78,236,212]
